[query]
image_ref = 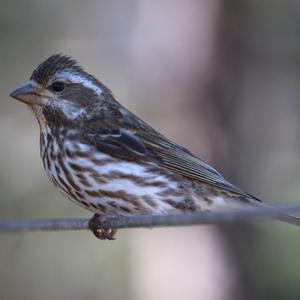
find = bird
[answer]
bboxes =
[10,54,300,239]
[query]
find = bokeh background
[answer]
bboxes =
[1,1,300,299]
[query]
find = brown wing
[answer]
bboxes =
[86,127,247,197]
[137,131,248,196]
[86,128,147,160]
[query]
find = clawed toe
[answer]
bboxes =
[88,213,118,240]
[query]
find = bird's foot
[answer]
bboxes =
[88,212,118,240]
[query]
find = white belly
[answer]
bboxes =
[41,132,186,215]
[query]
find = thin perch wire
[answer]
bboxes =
[0,204,299,233]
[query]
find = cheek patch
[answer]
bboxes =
[54,99,87,120]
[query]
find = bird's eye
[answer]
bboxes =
[51,81,65,92]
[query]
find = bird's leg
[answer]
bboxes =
[88,212,118,240]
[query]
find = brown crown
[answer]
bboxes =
[30,54,83,85]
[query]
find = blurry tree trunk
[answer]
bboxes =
[211,1,300,299]
[128,1,240,300]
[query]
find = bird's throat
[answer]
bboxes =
[31,105,47,129]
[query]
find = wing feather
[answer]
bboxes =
[86,126,246,196]
[138,132,246,195]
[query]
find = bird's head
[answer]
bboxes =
[10,54,111,127]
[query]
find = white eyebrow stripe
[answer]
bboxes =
[56,70,103,95]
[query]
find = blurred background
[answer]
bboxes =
[1,0,300,299]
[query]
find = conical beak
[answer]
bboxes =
[10,82,42,105]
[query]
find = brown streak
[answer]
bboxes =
[97,204,107,212]
[142,195,158,208]
[57,154,81,192]
[81,200,90,208]
[76,173,92,187]
[91,158,116,166]
[74,151,93,158]
[68,162,95,173]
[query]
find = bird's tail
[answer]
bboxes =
[249,195,300,227]
[276,214,300,227]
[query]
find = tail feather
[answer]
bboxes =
[248,194,300,227]
[277,214,300,227]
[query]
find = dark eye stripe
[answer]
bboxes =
[52,81,65,92]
